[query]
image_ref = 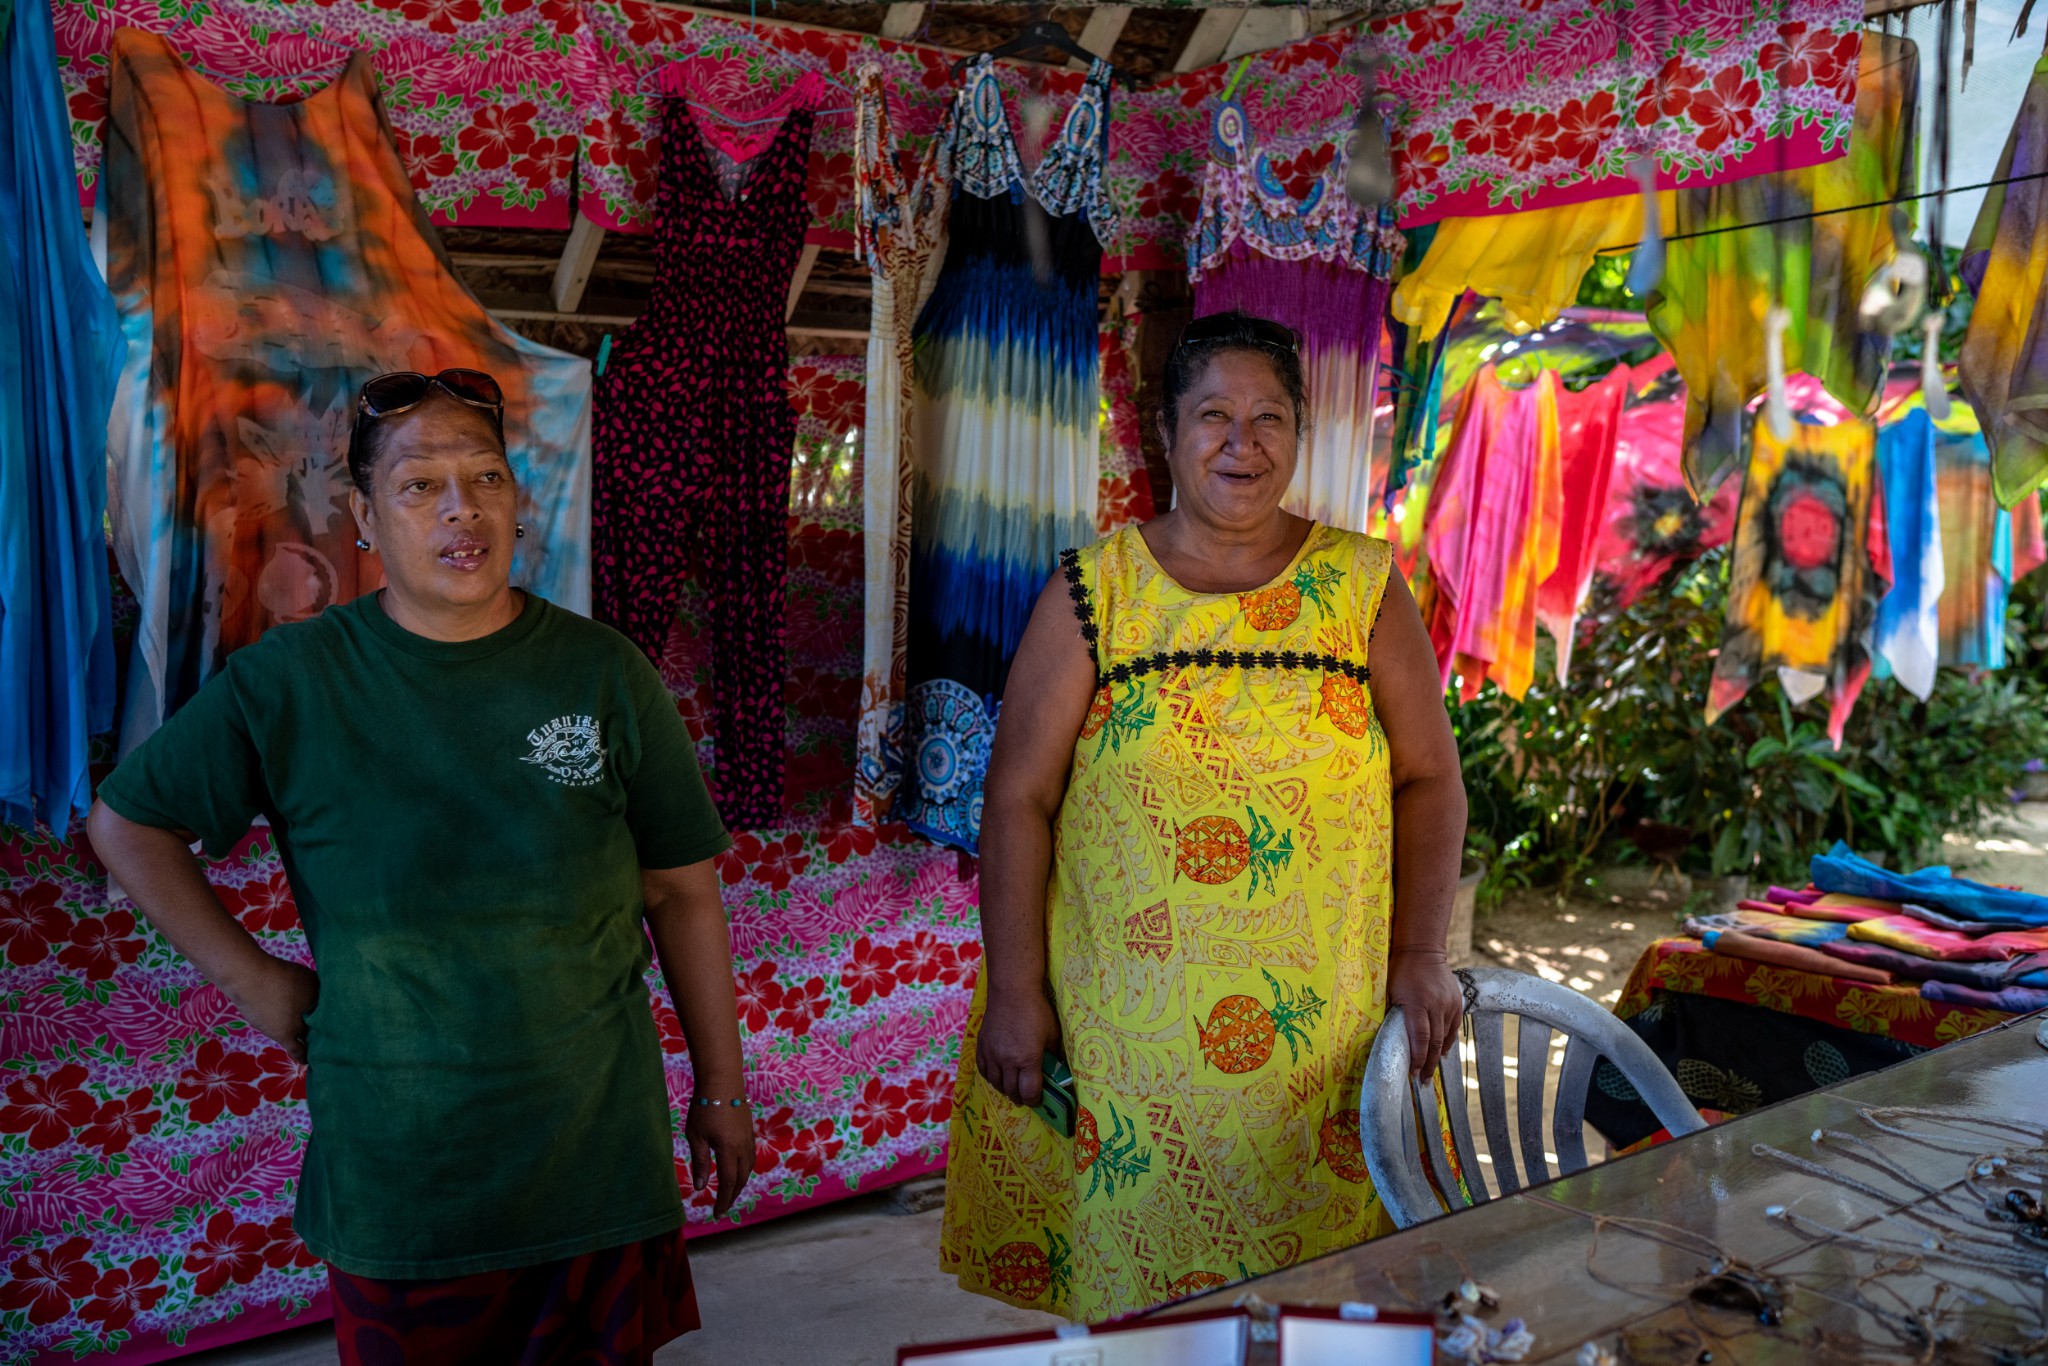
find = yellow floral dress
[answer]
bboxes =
[941,523,1399,1320]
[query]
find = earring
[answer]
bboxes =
[355,538,371,552]
[516,523,526,539]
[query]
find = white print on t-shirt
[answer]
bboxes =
[521,715,606,787]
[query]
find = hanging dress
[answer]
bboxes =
[941,525,1399,1321]
[898,57,1116,852]
[1188,100,1403,534]
[590,78,820,832]
[1,0,122,829]
[1959,55,2048,508]
[102,28,592,756]
[853,64,952,830]
[1705,419,1891,747]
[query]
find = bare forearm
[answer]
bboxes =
[1389,772,1468,956]
[86,801,273,996]
[976,791,1056,1001]
[647,894,746,1095]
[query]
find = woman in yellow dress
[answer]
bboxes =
[940,312,1468,1319]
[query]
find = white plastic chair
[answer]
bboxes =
[1360,967,1706,1228]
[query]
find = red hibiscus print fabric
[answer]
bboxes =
[1689,67,1762,154]
[2,1237,99,1326]
[1,1063,96,1149]
[52,0,586,227]
[183,1212,270,1298]
[0,880,67,965]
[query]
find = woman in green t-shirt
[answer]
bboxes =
[89,369,752,1364]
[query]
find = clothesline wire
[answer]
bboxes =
[1589,166,2048,256]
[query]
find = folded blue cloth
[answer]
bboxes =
[1920,979,2048,1014]
[1812,842,2048,928]
[1899,900,2048,933]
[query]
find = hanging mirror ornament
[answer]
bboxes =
[1858,241,1929,337]
[1343,50,1393,209]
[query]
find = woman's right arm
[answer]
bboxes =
[87,803,318,1062]
[975,573,1099,1107]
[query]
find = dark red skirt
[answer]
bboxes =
[328,1228,700,1366]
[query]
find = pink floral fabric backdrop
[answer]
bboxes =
[1377,0,1865,220]
[52,0,1862,263]
[0,358,975,1366]
[51,0,588,227]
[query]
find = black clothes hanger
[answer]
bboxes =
[949,19,1137,88]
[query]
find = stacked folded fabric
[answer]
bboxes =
[1677,842,2048,1014]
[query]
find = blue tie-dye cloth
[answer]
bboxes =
[1813,841,2048,928]
[0,0,124,828]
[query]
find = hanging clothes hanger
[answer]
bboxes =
[1923,0,1957,420]
[949,19,1136,88]
[1622,0,1671,297]
[634,19,859,117]
[1762,28,1795,441]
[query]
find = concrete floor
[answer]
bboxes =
[178,804,2048,1365]
[182,1191,1059,1366]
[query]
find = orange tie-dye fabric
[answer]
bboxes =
[940,524,1399,1320]
[102,27,591,751]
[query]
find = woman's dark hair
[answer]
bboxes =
[1159,310,1310,441]
[345,390,507,495]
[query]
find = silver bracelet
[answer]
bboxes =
[692,1096,751,1108]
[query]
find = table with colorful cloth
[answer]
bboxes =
[1586,844,2048,1148]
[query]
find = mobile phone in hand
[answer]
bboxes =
[1031,1051,1078,1139]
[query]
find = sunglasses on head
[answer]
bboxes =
[1176,314,1301,355]
[355,369,506,426]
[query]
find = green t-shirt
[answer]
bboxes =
[99,593,729,1278]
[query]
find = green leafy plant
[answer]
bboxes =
[1455,542,2048,892]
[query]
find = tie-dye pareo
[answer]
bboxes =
[1592,358,1741,609]
[1647,32,1919,497]
[1958,57,2048,508]
[1706,419,1890,746]
[1871,408,1942,699]
[1,0,122,829]
[1423,366,1562,701]
[899,57,1112,852]
[102,28,591,753]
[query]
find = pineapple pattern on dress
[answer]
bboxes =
[942,523,1402,1320]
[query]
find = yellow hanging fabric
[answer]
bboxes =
[1391,192,1672,341]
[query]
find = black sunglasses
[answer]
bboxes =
[1176,314,1301,355]
[355,369,505,427]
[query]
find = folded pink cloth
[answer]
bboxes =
[1766,886,1822,905]
[1848,915,2048,961]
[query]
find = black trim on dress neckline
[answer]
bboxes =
[1059,547,1371,689]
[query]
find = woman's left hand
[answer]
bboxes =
[1387,948,1464,1078]
[684,1101,757,1219]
